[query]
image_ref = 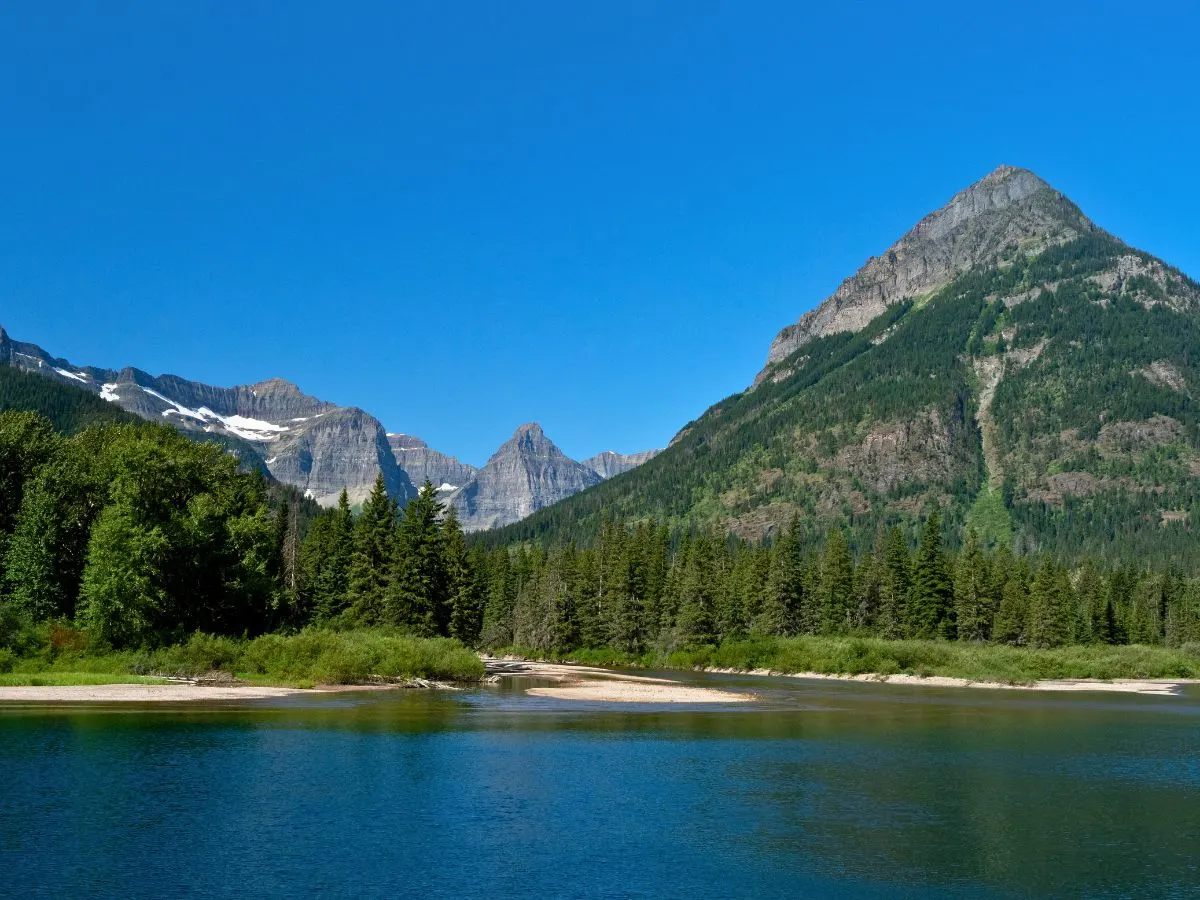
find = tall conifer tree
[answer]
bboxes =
[908,511,954,639]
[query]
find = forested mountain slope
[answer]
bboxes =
[486,167,1200,568]
[0,363,139,433]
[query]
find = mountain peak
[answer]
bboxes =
[387,432,428,449]
[755,165,1093,382]
[248,377,306,395]
[444,422,603,531]
[986,163,1037,182]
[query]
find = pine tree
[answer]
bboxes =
[676,533,718,646]
[877,526,911,639]
[388,480,448,635]
[480,550,516,647]
[548,543,580,652]
[755,518,803,637]
[1026,559,1072,648]
[908,511,954,639]
[572,546,603,648]
[993,562,1029,645]
[638,523,671,641]
[954,528,992,641]
[818,530,855,635]
[512,548,552,650]
[854,541,882,633]
[1073,563,1103,645]
[599,519,644,652]
[443,506,482,644]
[346,473,396,625]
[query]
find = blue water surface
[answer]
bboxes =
[2,674,1198,899]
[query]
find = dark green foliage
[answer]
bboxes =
[756,518,803,636]
[0,364,137,433]
[877,527,911,639]
[346,473,396,624]
[472,510,1200,660]
[0,410,490,657]
[818,531,855,635]
[954,529,992,641]
[908,512,955,639]
[389,481,449,635]
[444,509,484,645]
[1026,559,1073,649]
[299,491,355,623]
[0,414,278,649]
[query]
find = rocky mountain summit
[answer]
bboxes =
[387,434,477,492]
[1,328,658,519]
[583,449,661,479]
[491,166,1200,567]
[442,424,604,531]
[756,165,1095,384]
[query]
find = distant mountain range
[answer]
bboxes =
[486,165,1200,567]
[10,163,1199,561]
[0,327,658,529]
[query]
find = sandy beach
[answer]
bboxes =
[0,680,454,703]
[702,668,1199,696]
[526,681,752,703]
[0,683,307,703]
[485,658,753,703]
[486,658,1199,698]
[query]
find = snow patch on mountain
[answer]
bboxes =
[140,386,290,441]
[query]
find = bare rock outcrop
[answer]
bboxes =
[582,449,660,479]
[755,165,1092,383]
[444,424,602,532]
[387,433,477,493]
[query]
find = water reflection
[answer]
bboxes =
[2,675,1198,898]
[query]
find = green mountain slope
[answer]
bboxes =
[486,168,1200,568]
[0,363,139,432]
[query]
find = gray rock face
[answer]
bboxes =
[0,329,411,508]
[387,434,477,492]
[445,424,603,532]
[2,328,655,522]
[755,165,1094,384]
[582,449,660,479]
[269,409,414,508]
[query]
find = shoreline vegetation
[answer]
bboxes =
[491,635,1200,695]
[4,633,1198,703]
[0,629,484,694]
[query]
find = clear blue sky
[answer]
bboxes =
[2,1,1197,466]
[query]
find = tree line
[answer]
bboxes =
[472,513,1200,656]
[4,407,1199,659]
[0,409,482,653]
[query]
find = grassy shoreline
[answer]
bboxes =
[495,636,1200,685]
[6,632,1199,691]
[1,629,485,688]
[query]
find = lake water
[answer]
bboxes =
[2,672,1199,899]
